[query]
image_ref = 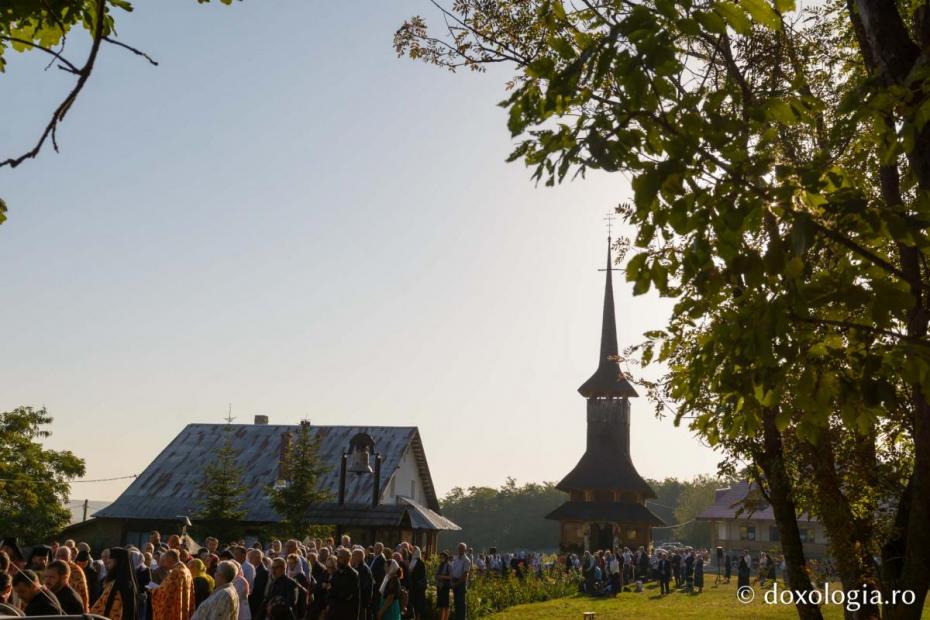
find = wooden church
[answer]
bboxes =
[545,238,664,552]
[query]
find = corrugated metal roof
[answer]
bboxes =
[65,500,111,526]
[94,423,444,524]
[696,480,818,522]
[398,497,461,531]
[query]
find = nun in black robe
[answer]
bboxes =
[96,546,139,620]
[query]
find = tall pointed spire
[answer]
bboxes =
[578,237,638,398]
[598,237,619,364]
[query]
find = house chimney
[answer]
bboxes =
[254,414,269,425]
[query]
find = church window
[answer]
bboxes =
[410,480,416,500]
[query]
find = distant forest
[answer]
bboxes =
[437,475,733,553]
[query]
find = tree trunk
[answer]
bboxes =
[846,5,930,615]
[882,398,930,620]
[757,408,824,620]
[801,436,880,620]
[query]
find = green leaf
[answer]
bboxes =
[696,10,728,34]
[764,97,797,123]
[715,2,752,34]
[784,256,804,278]
[741,0,781,30]
[527,57,555,79]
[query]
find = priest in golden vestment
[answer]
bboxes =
[152,549,195,620]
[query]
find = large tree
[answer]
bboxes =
[439,478,564,551]
[396,1,930,618]
[267,421,330,540]
[0,0,237,223]
[0,406,86,541]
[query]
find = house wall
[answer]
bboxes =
[381,445,427,505]
[708,518,830,558]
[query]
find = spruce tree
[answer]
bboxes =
[195,424,247,542]
[268,420,330,539]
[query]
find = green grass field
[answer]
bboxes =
[488,579,930,619]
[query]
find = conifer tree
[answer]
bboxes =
[195,423,247,542]
[268,420,330,539]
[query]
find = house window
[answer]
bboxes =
[800,528,814,543]
[769,526,780,542]
[739,526,756,541]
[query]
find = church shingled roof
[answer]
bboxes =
[554,451,657,499]
[545,501,665,526]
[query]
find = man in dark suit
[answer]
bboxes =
[248,548,270,620]
[12,569,64,616]
[44,560,85,613]
[309,552,328,620]
[264,558,299,620]
[368,543,386,617]
[328,549,359,620]
[656,552,672,595]
[351,548,374,620]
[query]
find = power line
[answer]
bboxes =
[652,518,697,530]
[70,474,138,483]
[0,473,137,483]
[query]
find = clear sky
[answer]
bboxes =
[0,0,721,502]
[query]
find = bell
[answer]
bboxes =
[348,444,372,475]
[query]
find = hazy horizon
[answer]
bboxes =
[0,0,722,504]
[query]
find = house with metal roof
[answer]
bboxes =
[544,238,664,552]
[80,419,458,554]
[696,480,828,557]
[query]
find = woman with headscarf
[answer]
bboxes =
[434,552,451,620]
[91,546,138,620]
[126,548,151,620]
[189,559,214,608]
[206,555,220,582]
[131,549,152,590]
[376,560,401,620]
[284,553,310,620]
[229,561,252,620]
[407,547,426,620]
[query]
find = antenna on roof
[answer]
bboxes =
[224,403,236,424]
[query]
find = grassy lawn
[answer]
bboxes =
[488,579,930,619]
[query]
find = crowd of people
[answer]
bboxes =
[0,530,794,619]
[554,545,784,597]
[0,533,473,620]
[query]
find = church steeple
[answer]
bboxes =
[577,237,638,399]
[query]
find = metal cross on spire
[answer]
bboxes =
[224,403,235,424]
[603,210,616,240]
